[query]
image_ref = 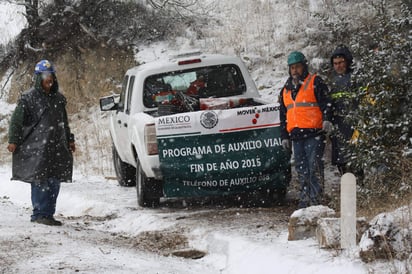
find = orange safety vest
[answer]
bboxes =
[282,74,322,133]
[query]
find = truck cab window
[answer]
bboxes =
[143,64,246,108]
[126,76,135,114]
[118,76,129,112]
[143,77,172,108]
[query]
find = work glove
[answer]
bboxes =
[322,121,333,135]
[281,139,291,151]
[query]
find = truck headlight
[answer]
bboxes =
[145,123,158,155]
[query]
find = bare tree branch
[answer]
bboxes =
[147,0,199,10]
[24,42,43,52]
[0,69,15,100]
[79,23,98,41]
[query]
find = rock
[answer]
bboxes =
[359,205,412,262]
[316,217,369,249]
[288,205,336,241]
[356,217,369,243]
[316,218,340,248]
[171,249,207,259]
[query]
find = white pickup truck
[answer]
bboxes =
[100,52,291,207]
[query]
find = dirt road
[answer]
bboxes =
[0,178,299,273]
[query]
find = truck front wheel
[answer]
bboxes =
[136,161,162,208]
[112,145,136,187]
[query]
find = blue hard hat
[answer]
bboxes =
[34,60,55,74]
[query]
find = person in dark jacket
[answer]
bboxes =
[279,51,332,208]
[7,60,75,226]
[329,45,359,176]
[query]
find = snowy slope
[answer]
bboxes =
[0,2,26,45]
[1,1,410,274]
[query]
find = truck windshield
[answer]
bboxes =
[143,64,246,108]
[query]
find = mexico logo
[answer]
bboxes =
[200,111,218,129]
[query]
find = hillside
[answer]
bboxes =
[0,1,411,272]
[0,0,411,213]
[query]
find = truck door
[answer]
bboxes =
[114,75,136,164]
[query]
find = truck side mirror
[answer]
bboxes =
[100,96,118,111]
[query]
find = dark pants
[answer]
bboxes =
[30,178,61,221]
[331,117,364,179]
[293,135,325,208]
[331,115,353,167]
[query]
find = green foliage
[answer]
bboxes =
[315,1,411,193]
[348,3,412,178]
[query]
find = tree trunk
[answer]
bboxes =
[25,0,40,47]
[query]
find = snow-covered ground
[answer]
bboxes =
[1,1,410,273]
[2,164,409,273]
[0,2,26,45]
[0,165,371,274]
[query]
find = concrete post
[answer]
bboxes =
[340,172,357,249]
